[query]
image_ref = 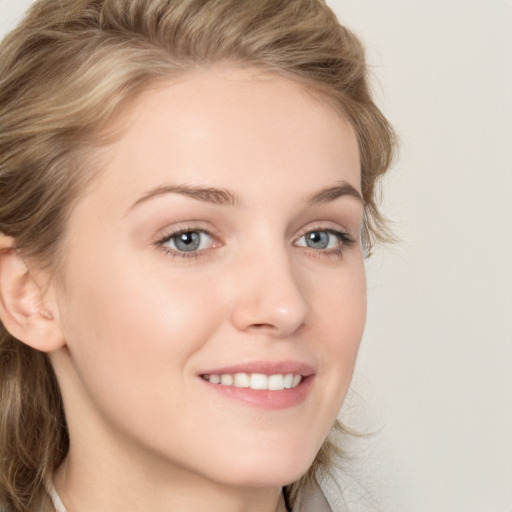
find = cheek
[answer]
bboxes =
[62,242,217,340]
[315,260,366,402]
[319,255,366,339]
[56,252,224,411]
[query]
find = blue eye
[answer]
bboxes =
[303,231,331,250]
[295,229,350,251]
[161,230,214,253]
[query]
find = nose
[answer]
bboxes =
[229,249,311,338]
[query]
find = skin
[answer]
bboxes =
[46,67,366,512]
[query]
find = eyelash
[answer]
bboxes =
[295,227,355,259]
[155,226,218,260]
[155,225,355,260]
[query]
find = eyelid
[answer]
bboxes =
[293,223,356,255]
[154,223,222,259]
[294,222,355,242]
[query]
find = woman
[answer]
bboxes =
[0,0,395,511]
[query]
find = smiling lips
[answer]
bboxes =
[199,362,314,409]
[202,372,302,391]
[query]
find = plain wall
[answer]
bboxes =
[1,1,511,511]
[327,1,512,511]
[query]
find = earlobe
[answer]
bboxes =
[0,235,65,353]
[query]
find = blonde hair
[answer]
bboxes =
[0,0,396,510]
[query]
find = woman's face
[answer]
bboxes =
[52,68,366,488]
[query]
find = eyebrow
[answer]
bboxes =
[129,184,241,211]
[306,182,363,205]
[128,180,363,212]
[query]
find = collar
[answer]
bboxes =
[47,480,333,512]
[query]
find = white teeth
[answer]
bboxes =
[250,373,268,390]
[233,373,250,387]
[220,374,233,386]
[268,374,284,391]
[204,372,303,390]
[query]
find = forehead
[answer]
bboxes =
[82,67,361,210]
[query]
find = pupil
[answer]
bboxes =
[175,232,200,251]
[307,231,328,249]
[180,233,194,244]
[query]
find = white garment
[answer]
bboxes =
[47,484,66,512]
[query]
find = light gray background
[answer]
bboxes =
[1,1,511,511]
[328,2,512,512]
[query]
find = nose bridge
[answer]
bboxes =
[229,239,310,336]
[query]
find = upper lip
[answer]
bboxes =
[199,360,315,377]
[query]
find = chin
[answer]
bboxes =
[203,447,318,489]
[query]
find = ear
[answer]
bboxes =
[0,235,65,352]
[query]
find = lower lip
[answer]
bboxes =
[200,376,314,410]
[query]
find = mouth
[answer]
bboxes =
[198,362,315,409]
[201,372,303,390]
